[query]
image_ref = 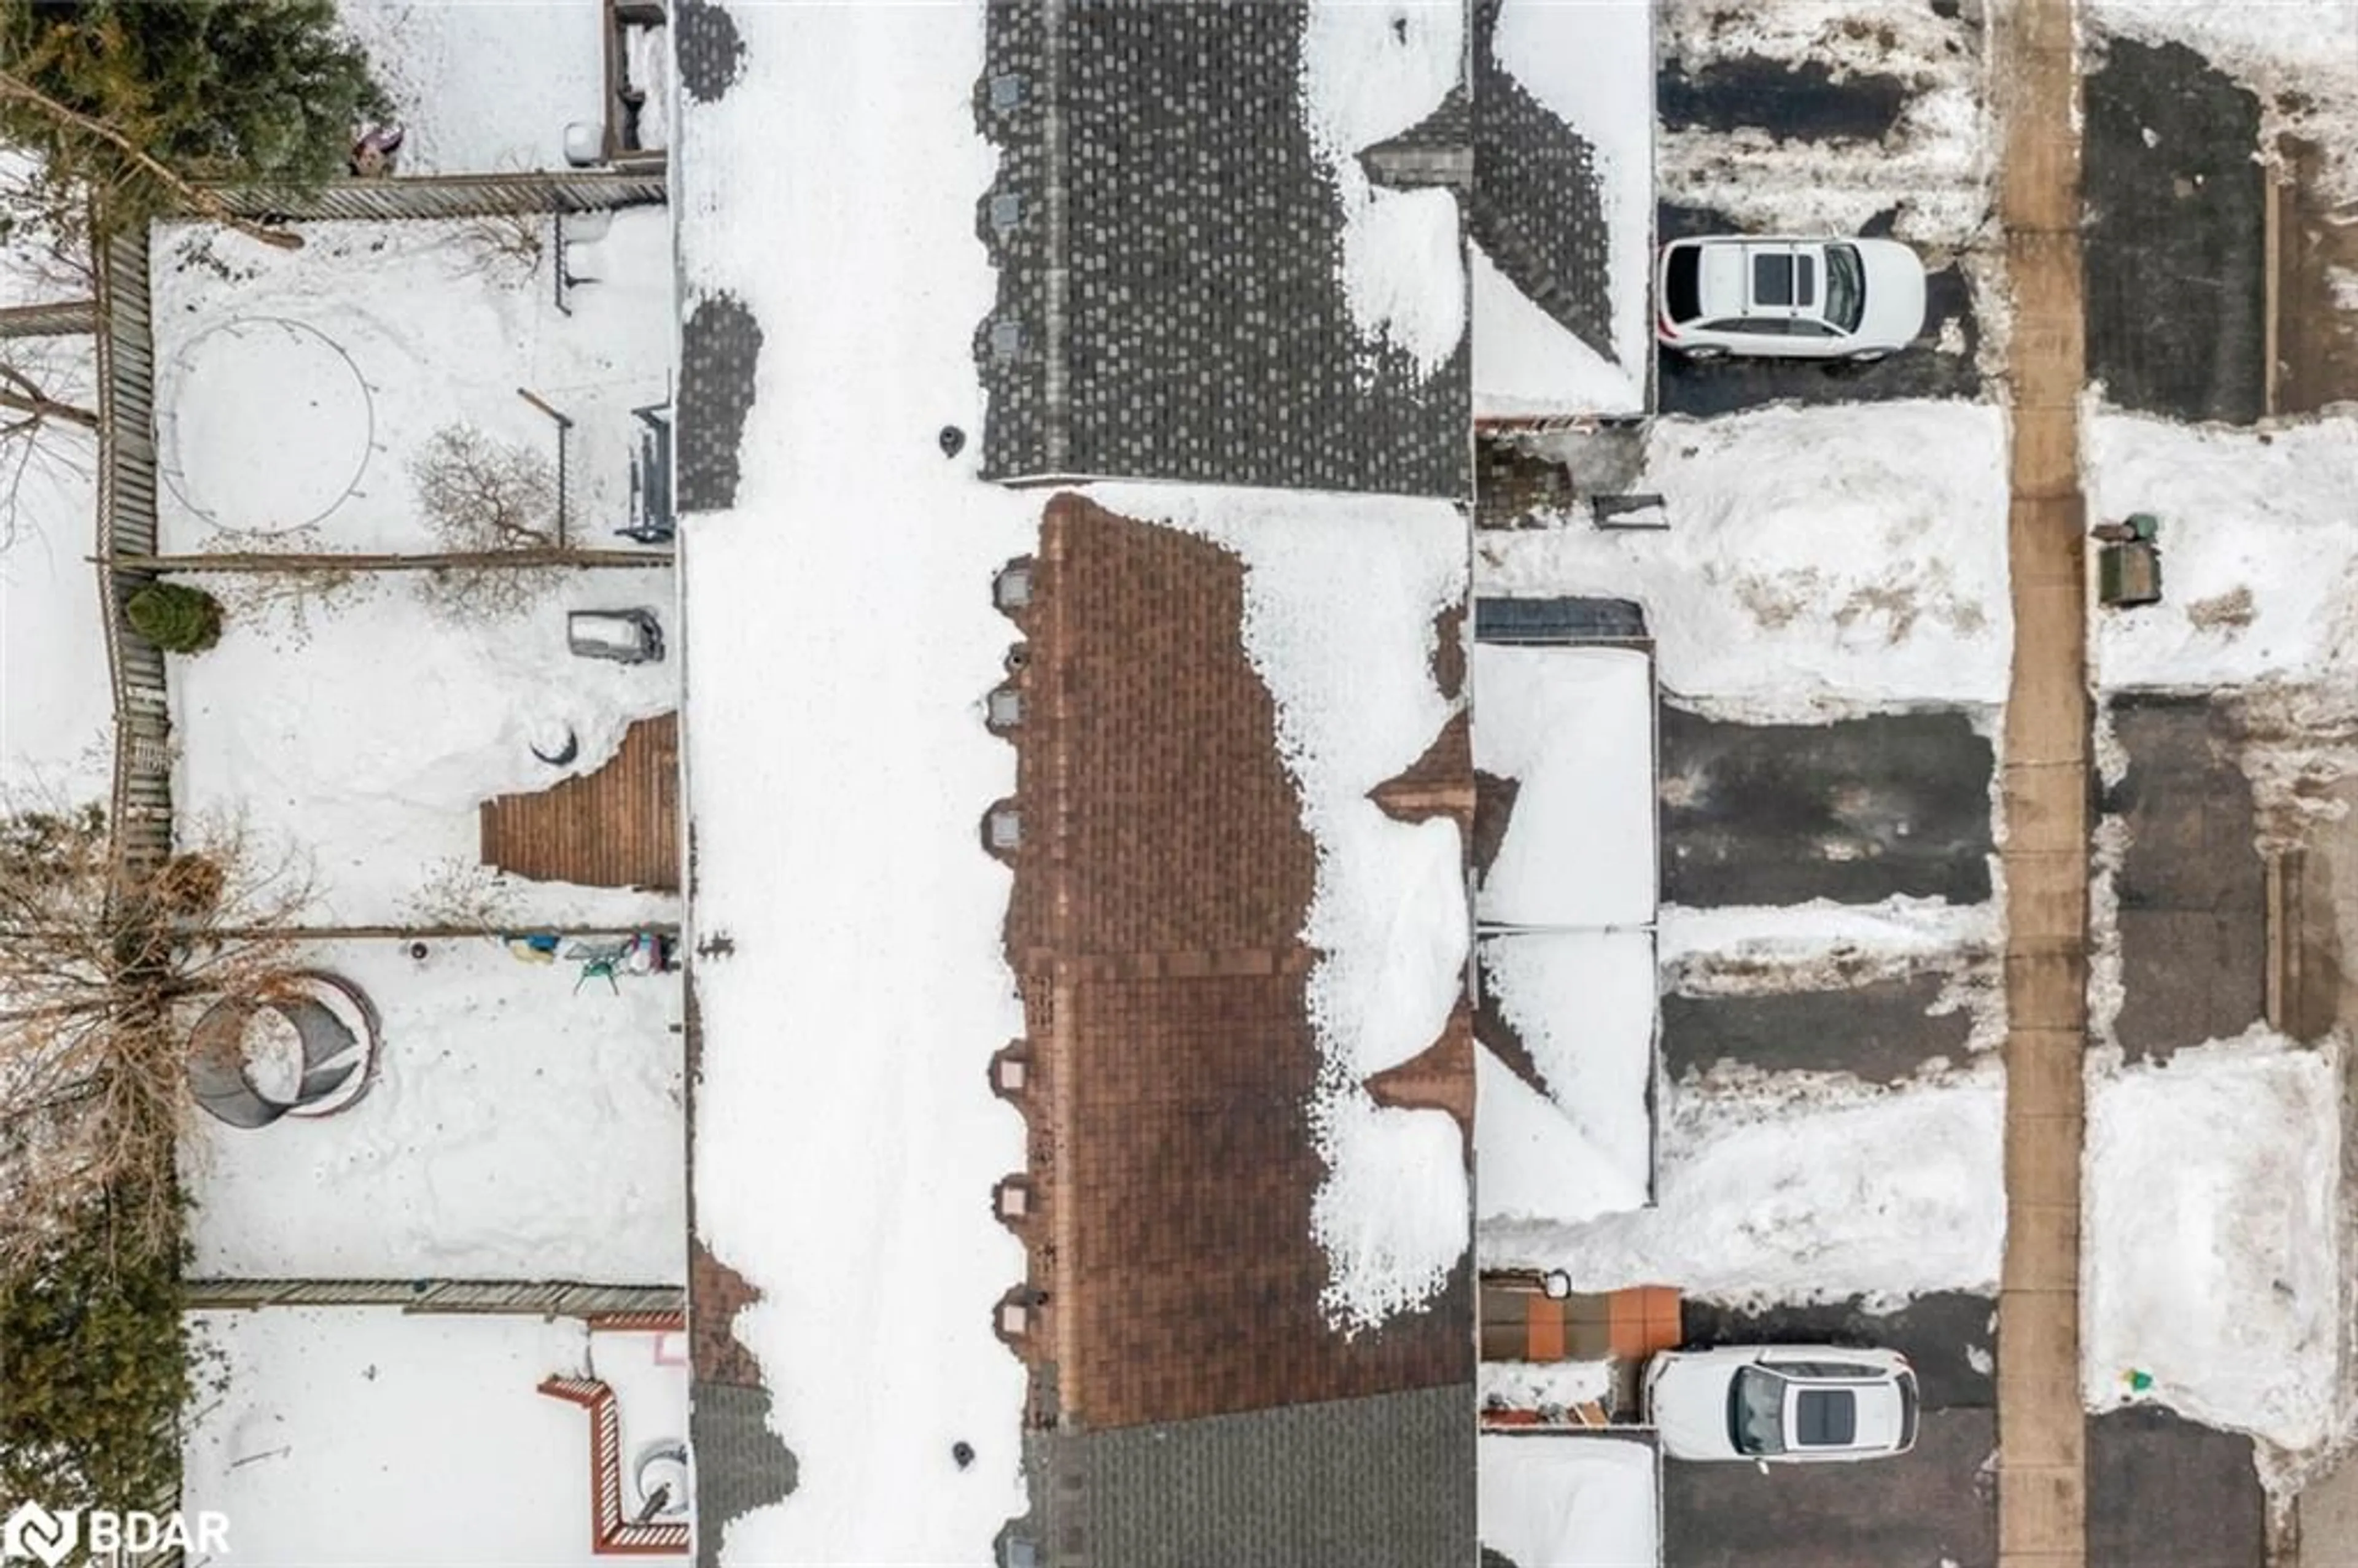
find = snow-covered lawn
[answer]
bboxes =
[184,937,683,1284]
[150,211,673,556]
[1477,0,1654,417]
[337,0,612,177]
[171,570,677,926]
[1473,642,1656,928]
[676,4,1035,1562]
[2083,1031,2344,1456]
[0,420,108,795]
[1482,1062,2005,1308]
[2084,406,2358,693]
[1477,930,1656,1228]
[1479,1432,1660,1568]
[1477,400,2012,720]
[185,1308,687,1567]
[1300,0,1468,383]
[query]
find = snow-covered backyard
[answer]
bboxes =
[337,0,615,177]
[0,422,107,795]
[151,211,673,556]
[185,1308,687,1566]
[1479,1432,1660,1568]
[2083,1031,2344,1457]
[184,936,683,1284]
[1478,400,2012,720]
[1476,0,1655,418]
[171,570,676,926]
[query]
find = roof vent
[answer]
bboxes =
[989,192,1023,233]
[989,318,1024,362]
[988,73,1027,111]
[987,688,1024,729]
[987,807,1022,850]
[994,561,1034,610]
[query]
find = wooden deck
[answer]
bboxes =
[480,713,679,891]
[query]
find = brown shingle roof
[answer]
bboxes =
[1003,495,1471,1432]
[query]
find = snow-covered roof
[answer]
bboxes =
[973,2,1468,495]
[1472,0,1656,421]
[1473,642,1657,930]
[1476,930,1656,1229]
[1478,1432,1660,1568]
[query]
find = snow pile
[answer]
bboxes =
[1481,1359,1615,1416]
[2083,1031,2343,1454]
[336,0,609,176]
[1660,895,2001,972]
[1089,481,1473,1330]
[151,212,674,555]
[171,572,677,926]
[676,4,1037,1559]
[1479,0,1654,417]
[1477,400,2012,718]
[2084,406,2358,692]
[1473,643,1656,928]
[1477,931,1656,1227]
[1298,0,1468,381]
[1481,1064,2005,1306]
[1655,0,1993,246]
[1479,1433,1660,1568]
[184,937,683,1283]
[185,1308,687,1567]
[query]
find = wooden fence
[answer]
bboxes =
[208,169,667,225]
[93,223,176,879]
[182,1278,686,1316]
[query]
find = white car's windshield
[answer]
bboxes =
[1825,244,1867,333]
[1729,1367,1788,1456]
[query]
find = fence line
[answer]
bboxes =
[206,169,667,226]
[182,1278,687,1316]
[93,224,174,879]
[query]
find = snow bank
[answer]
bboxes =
[676,4,1034,1560]
[184,937,683,1283]
[1479,1433,1660,1568]
[1482,1066,2004,1307]
[337,0,609,176]
[1661,895,2000,971]
[1476,400,2012,718]
[150,211,674,556]
[1482,1358,1616,1416]
[1473,642,1656,928]
[1088,481,1473,1331]
[1655,0,1993,246]
[1480,0,1654,417]
[1477,930,1656,1227]
[185,1308,686,1566]
[1299,0,1468,381]
[2085,406,2358,692]
[2083,1032,2343,1454]
[171,572,677,926]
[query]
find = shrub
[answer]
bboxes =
[0,1193,192,1513]
[125,582,222,653]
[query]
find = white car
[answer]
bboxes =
[1656,236,1929,363]
[1643,1344,1920,1463]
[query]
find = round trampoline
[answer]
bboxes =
[186,970,383,1130]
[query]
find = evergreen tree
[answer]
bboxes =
[0,0,389,235]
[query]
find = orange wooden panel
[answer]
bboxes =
[1524,1294,1566,1361]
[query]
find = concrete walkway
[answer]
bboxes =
[1993,1,2091,1566]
